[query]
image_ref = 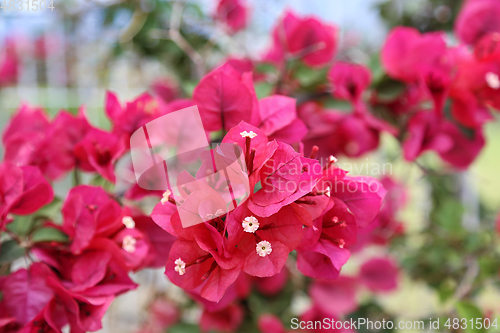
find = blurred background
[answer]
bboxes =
[1,0,500,332]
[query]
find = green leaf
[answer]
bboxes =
[294,64,328,87]
[168,323,200,333]
[35,197,63,221]
[255,82,274,99]
[31,228,69,243]
[456,301,485,333]
[375,78,406,102]
[90,175,115,192]
[0,240,26,264]
[6,215,34,237]
[323,98,352,111]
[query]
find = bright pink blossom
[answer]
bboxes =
[193,64,258,131]
[264,10,338,67]
[358,257,399,292]
[215,0,248,33]
[455,0,500,45]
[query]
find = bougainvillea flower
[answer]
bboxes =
[382,27,449,83]
[248,142,323,216]
[254,266,288,296]
[74,127,125,182]
[200,304,244,333]
[258,314,288,333]
[105,91,161,142]
[258,95,308,144]
[358,257,399,292]
[0,163,53,229]
[0,38,19,86]
[214,0,248,34]
[61,185,122,254]
[455,0,500,45]
[309,276,359,317]
[402,111,453,162]
[296,238,350,279]
[226,202,310,277]
[264,10,338,67]
[0,263,55,326]
[165,238,242,302]
[193,64,258,131]
[328,61,372,104]
[151,78,178,103]
[438,120,485,169]
[3,106,91,180]
[355,176,406,248]
[300,102,395,158]
[402,111,485,169]
[449,37,500,127]
[382,26,452,114]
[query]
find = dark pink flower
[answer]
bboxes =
[402,111,485,169]
[359,257,399,292]
[254,267,288,296]
[3,106,90,180]
[151,78,178,103]
[0,39,19,86]
[300,102,395,158]
[309,277,359,317]
[215,0,248,33]
[193,64,259,132]
[225,202,310,277]
[0,263,55,326]
[73,128,125,182]
[200,304,243,333]
[258,95,308,144]
[455,0,500,45]
[0,163,54,229]
[61,185,122,254]
[248,142,323,216]
[449,35,500,127]
[165,238,242,302]
[264,10,338,67]
[105,91,161,142]
[328,61,372,104]
[382,27,453,114]
[258,314,288,333]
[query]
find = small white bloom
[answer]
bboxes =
[174,258,186,275]
[338,239,345,249]
[242,216,259,233]
[240,130,257,138]
[215,209,225,217]
[329,155,338,163]
[256,240,272,257]
[485,72,500,89]
[122,235,137,253]
[325,187,331,197]
[161,190,172,205]
[122,216,135,229]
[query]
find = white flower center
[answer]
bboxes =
[161,190,172,205]
[240,130,257,138]
[242,216,259,233]
[122,235,137,253]
[325,186,331,197]
[256,240,272,257]
[174,258,186,275]
[122,216,135,229]
[485,72,500,89]
[329,155,337,163]
[338,239,345,249]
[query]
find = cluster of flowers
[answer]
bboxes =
[0,75,393,332]
[217,0,500,169]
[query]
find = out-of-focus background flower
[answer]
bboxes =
[1,1,500,332]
